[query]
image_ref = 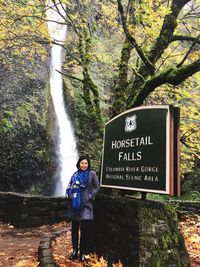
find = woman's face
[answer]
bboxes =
[79,159,89,171]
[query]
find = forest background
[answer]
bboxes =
[0,0,199,199]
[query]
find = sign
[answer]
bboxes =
[100,105,180,196]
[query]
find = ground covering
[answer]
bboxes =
[0,216,199,267]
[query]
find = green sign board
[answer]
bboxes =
[101,105,180,195]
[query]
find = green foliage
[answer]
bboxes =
[182,159,200,199]
[25,184,43,195]
[0,110,14,134]
[148,73,200,178]
[17,100,37,127]
[147,192,200,201]
[0,0,48,68]
[63,77,102,170]
[0,0,200,195]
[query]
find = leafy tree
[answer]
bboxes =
[112,0,199,111]
[0,0,48,70]
[58,0,200,176]
[112,0,200,179]
[1,0,200,186]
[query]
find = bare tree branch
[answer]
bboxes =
[172,35,200,43]
[148,0,191,64]
[181,125,200,149]
[177,34,200,67]
[51,0,67,24]
[117,0,155,74]
[56,69,83,82]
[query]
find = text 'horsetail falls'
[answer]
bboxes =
[46,0,79,196]
[111,136,154,149]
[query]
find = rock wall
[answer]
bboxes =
[0,192,192,266]
[0,55,56,195]
[0,192,69,228]
[94,194,191,267]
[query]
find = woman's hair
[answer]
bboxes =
[76,155,91,170]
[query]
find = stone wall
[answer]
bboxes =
[0,192,193,266]
[0,192,70,227]
[94,194,192,267]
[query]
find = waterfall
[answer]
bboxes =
[46,1,79,196]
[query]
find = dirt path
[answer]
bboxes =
[0,221,69,267]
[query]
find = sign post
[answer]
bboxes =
[100,105,180,196]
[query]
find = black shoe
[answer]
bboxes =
[69,249,78,260]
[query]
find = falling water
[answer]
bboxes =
[46,1,79,196]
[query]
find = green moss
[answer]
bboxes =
[62,76,103,170]
[137,203,170,224]
[0,118,13,134]
[158,235,171,249]
[136,202,190,266]
[42,78,55,143]
[15,97,40,128]
[3,110,14,117]
[137,207,156,224]
[25,184,43,195]
[0,110,14,134]
[41,77,51,128]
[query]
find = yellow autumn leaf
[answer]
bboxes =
[14,259,38,267]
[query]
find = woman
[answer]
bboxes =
[66,155,100,262]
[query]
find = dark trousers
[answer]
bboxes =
[71,219,94,255]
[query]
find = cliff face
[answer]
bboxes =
[0,56,56,195]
